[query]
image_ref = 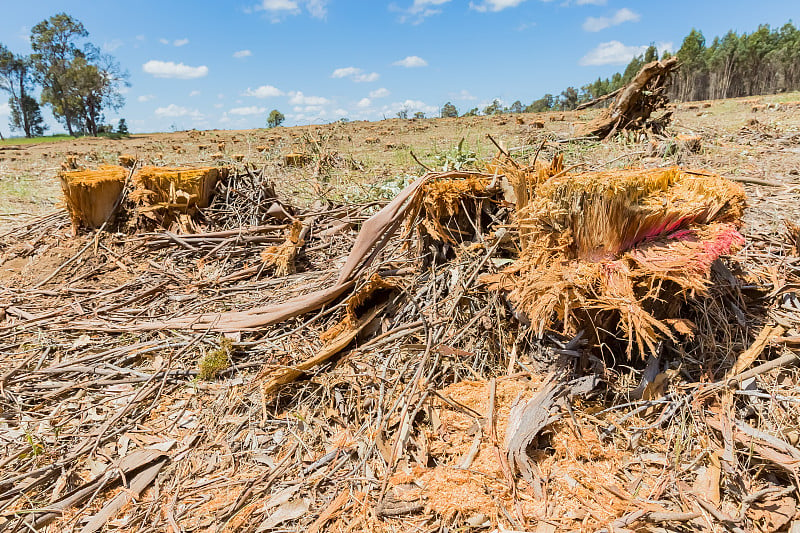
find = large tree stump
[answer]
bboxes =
[60,165,127,232]
[134,166,227,211]
[576,57,679,140]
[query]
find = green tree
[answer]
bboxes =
[644,44,659,63]
[525,94,554,113]
[30,13,126,136]
[9,95,47,137]
[0,44,45,137]
[483,99,503,115]
[67,50,126,136]
[441,101,458,118]
[30,13,88,136]
[559,87,579,110]
[117,118,128,134]
[396,108,408,119]
[413,111,425,119]
[462,107,479,117]
[675,28,707,101]
[267,109,284,128]
[508,100,523,113]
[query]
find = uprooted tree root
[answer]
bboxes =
[576,56,679,140]
[1,157,799,532]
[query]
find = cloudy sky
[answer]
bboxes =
[0,0,795,135]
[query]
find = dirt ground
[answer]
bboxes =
[1,91,798,227]
[2,92,800,532]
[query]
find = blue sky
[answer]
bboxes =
[0,0,796,135]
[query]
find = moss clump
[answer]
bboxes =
[198,337,232,380]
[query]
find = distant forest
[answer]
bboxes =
[444,21,800,117]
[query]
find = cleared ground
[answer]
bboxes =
[1,91,798,225]
[1,93,800,532]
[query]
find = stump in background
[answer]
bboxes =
[59,165,127,232]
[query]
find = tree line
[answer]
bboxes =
[0,13,128,138]
[437,21,800,118]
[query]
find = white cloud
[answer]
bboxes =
[334,108,348,116]
[393,55,428,68]
[288,91,330,105]
[582,8,640,32]
[306,0,328,18]
[243,85,284,98]
[159,37,189,46]
[102,39,123,52]
[356,72,380,82]
[233,49,252,58]
[451,89,476,101]
[229,106,267,116]
[576,0,606,4]
[357,98,371,108]
[657,41,674,54]
[293,105,324,113]
[143,60,208,79]
[579,40,645,66]
[396,0,452,23]
[155,104,203,118]
[256,0,328,19]
[332,67,359,78]
[260,0,298,11]
[331,67,379,82]
[214,103,224,109]
[470,0,527,12]
[189,90,201,97]
[369,87,390,98]
[383,99,438,116]
[0,102,10,115]
[137,94,156,102]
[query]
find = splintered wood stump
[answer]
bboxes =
[576,56,679,140]
[60,165,127,231]
[135,166,228,211]
[284,153,309,167]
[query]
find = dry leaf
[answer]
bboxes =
[748,494,796,533]
[257,499,309,531]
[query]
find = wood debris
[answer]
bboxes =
[2,148,800,533]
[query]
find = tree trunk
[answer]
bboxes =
[18,80,31,138]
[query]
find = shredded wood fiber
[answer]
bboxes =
[59,165,127,230]
[134,166,227,211]
[493,165,746,357]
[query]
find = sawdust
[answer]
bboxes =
[388,377,660,530]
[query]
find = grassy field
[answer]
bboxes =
[0,134,74,146]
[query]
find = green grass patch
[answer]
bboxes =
[198,337,233,380]
[0,134,74,147]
